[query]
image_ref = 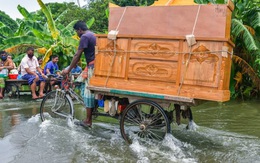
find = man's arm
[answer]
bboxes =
[36,66,47,79]
[46,68,51,75]
[36,67,45,75]
[66,49,84,72]
[3,60,14,71]
[25,68,38,76]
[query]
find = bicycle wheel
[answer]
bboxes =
[40,90,73,121]
[120,99,171,144]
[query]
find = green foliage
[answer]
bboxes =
[0,0,81,70]
[194,0,260,99]
[0,11,18,31]
[0,11,18,45]
[87,0,109,33]
[194,0,226,4]
[34,1,108,34]
[112,0,155,6]
[37,0,59,40]
[231,19,258,52]
[17,5,33,19]
[231,0,260,98]
[36,2,89,27]
[0,22,13,39]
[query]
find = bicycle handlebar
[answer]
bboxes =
[46,74,64,82]
[46,74,57,78]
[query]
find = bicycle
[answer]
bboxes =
[39,74,84,122]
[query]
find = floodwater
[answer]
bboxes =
[0,96,260,163]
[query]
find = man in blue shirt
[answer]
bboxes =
[71,64,82,74]
[66,64,82,74]
[44,55,59,76]
[44,55,60,91]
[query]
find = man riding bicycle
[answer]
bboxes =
[62,20,96,128]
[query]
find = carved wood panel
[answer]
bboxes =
[95,38,128,78]
[181,45,221,87]
[128,59,178,82]
[130,39,179,61]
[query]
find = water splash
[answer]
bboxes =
[27,114,40,123]
[66,115,74,128]
[1,111,259,163]
[187,120,199,131]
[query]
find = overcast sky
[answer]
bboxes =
[0,0,86,19]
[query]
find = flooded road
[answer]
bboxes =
[0,96,260,163]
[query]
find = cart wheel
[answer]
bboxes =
[120,99,171,144]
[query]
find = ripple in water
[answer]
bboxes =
[1,114,260,163]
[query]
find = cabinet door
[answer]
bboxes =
[181,43,222,87]
[95,38,128,78]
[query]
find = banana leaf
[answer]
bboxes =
[37,0,59,40]
[3,36,45,47]
[0,24,13,37]
[17,5,32,19]
[41,46,55,69]
[87,17,95,29]
[61,37,79,48]
[232,19,258,52]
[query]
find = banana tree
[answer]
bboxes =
[195,0,260,99]
[231,0,260,98]
[1,0,94,69]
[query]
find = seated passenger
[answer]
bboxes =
[7,54,16,69]
[43,55,60,91]
[0,51,14,99]
[70,64,82,74]
[66,64,82,79]
[37,56,43,66]
[44,55,59,76]
[20,47,46,99]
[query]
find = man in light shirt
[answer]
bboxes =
[20,47,46,99]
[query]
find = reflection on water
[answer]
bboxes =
[0,96,39,138]
[0,97,259,163]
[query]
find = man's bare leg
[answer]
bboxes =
[30,82,38,99]
[0,88,3,98]
[38,82,45,98]
[83,108,92,127]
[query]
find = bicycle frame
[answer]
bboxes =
[41,74,84,120]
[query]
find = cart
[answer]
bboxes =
[39,1,234,144]
[87,2,234,143]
